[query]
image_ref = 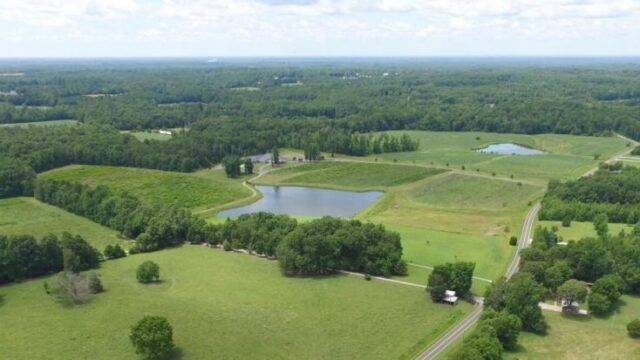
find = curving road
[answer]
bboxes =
[415,203,540,360]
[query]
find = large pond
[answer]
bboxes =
[477,143,545,155]
[218,185,383,217]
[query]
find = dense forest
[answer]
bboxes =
[1,61,640,138]
[540,166,640,224]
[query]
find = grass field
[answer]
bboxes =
[256,161,445,191]
[40,165,252,211]
[363,172,543,236]
[0,197,129,250]
[0,119,78,127]
[504,295,640,359]
[0,246,472,360]
[359,131,629,183]
[389,224,508,294]
[537,220,633,242]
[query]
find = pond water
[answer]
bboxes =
[218,185,383,217]
[477,143,545,155]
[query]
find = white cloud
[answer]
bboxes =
[0,0,639,56]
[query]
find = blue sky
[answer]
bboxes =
[1,0,639,57]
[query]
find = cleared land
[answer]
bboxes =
[39,165,251,211]
[0,197,128,250]
[537,220,633,242]
[0,246,471,360]
[0,120,78,128]
[389,224,507,293]
[505,295,640,359]
[363,172,543,236]
[362,131,629,183]
[122,128,188,142]
[256,161,445,190]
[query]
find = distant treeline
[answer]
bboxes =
[0,123,417,190]
[0,232,100,285]
[1,64,640,140]
[34,179,406,276]
[540,166,640,223]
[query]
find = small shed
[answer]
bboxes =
[443,290,458,305]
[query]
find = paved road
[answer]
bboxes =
[415,203,540,360]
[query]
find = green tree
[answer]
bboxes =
[593,213,609,238]
[243,158,253,175]
[104,244,127,259]
[136,261,160,284]
[588,292,612,315]
[61,233,100,273]
[627,319,640,338]
[459,324,503,360]
[130,316,174,359]
[272,148,280,164]
[544,261,573,292]
[480,308,522,350]
[504,274,547,333]
[557,279,588,306]
[222,155,241,178]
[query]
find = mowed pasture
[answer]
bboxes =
[0,246,472,360]
[504,295,640,359]
[537,220,633,242]
[0,197,129,250]
[363,172,543,236]
[364,131,630,183]
[39,165,252,211]
[255,161,445,191]
[389,224,507,293]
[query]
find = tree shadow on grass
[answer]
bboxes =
[165,347,184,360]
[0,294,4,307]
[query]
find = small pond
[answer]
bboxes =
[477,143,545,155]
[218,185,383,217]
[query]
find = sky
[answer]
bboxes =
[1,0,639,57]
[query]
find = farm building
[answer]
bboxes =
[443,290,458,305]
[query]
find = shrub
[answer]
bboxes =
[136,261,160,284]
[628,319,640,338]
[49,272,92,306]
[509,236,518,246]
[364,274,372,281]
[588,292,611,315]
[130,316,174,359]
[561,216,572,227]
[88,272,104,294]
[222,240,232,251]
[104,244,127,260]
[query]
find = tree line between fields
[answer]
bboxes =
[540,165,640,224]
[0,178,407,285]
[0,125,418,198]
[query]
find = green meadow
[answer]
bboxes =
[537,220,633,242]
[0,246,471,360]
[0,197,129,250]
[362,131,629,183]
[256,161,445,190]
[40,165,251,212]
[389,224,507,293]
[504,295,640,359]
[363,172,542,237]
